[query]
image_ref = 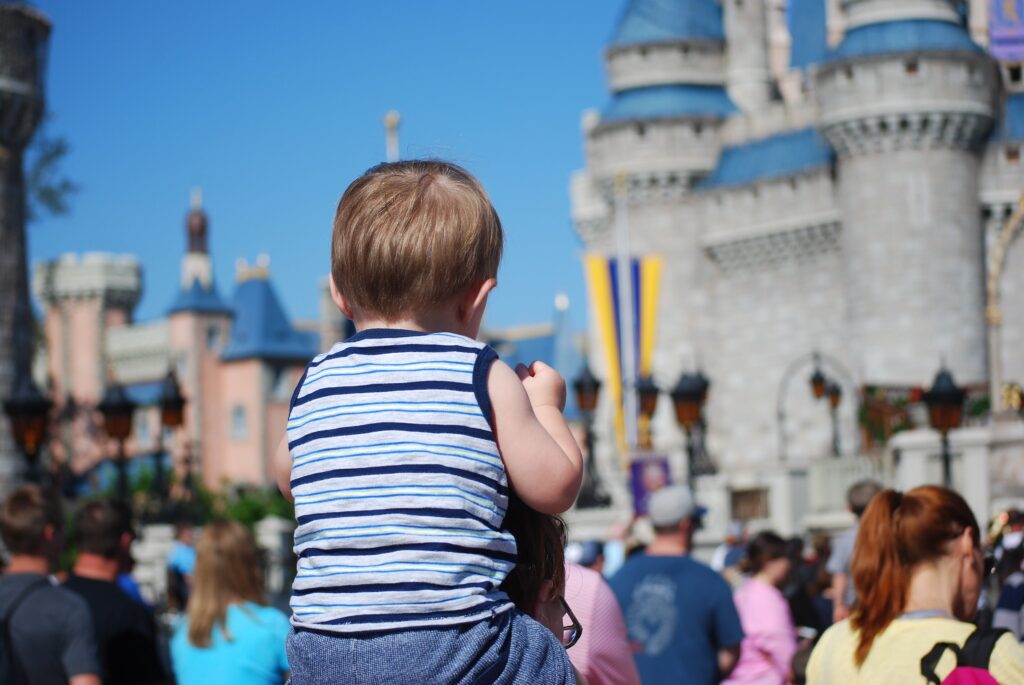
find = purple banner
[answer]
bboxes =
[630,456,670,517]
[991,0,1024,62]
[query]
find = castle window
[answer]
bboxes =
[731,488,769,522]
[206,325,221,351]
[134,411,151,447]
[1009,146,1021,163]
[904,59,919,75]
[636,123,646,137]
[1009,64,1022,84]
[844,66,854,80]
[231,406,247,440]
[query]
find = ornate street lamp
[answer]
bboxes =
[809,359,828,400]
[98,381,136,501]
[922,367,966,487]
[3,373,53,483]
[636,375,660,449]
[572,363,611,509]
[670,372,713,482]
[156,370,186,508]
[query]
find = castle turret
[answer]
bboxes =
[722,0,773,110]
[816,0,1000,386]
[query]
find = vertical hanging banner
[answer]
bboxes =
[991,0,1024,62]
[584,253,663,461]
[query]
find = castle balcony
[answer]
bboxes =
[606,40,726,93]
[803,454,892,531]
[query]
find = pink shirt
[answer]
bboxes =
[564,563,641,685]
[723,578,797,685]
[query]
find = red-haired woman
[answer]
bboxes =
[807,486,1024,683]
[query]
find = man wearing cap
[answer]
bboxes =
[610,485,744,685]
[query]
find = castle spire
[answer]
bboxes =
[186,187,208,255]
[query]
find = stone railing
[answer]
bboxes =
[806,455,891,525]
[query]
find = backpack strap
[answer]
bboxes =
[920,641,962,685]
[1,578,50,685]
[959,627,1011,670]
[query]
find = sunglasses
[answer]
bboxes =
[559,596,583,650]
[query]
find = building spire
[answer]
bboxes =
[384,110,401,163]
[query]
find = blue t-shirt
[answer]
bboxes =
[171,602,290,685]
[167,542,197,576]
[610,553,744,685]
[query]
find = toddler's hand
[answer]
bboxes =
[514,361,567,412]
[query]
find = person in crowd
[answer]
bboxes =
[807,486,1024,683]
[827,479,882,623]
[993,550,1023,639]
[782,536,825,636]
[63,500,167,685]
[563,562,640,685]
[610,485,744,685]
[723,532,798,685]
[711,521,748,574]
[170,520,290,685]
[566,540,606,575]
[276,160,582,684]
[0,484,100,685]
[166,519,196,611]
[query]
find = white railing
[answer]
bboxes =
[807,455,891,514]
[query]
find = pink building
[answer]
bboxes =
[33,193,317,492]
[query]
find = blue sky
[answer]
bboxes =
[27,1,625,331]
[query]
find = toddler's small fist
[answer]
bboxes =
[514,361,567,412]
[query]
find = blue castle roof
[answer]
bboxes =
[168,279,233,316]
[828,19,984,63]
[995,93,1024,142]
[602,84,737,124]
[698,128,835,190]
[222,278,317,362]
[611,0,724,47]
[788,0,829,69]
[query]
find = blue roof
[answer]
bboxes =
[611,0,724,47]
[828,19,984,63]
[994,93,1024,142]
[222,278,317,362]
[788,0,828,69]
[698,128,835,190]
[168,278,233,316]
[602,85,737,124]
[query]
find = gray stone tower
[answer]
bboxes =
[0,5,51,491]
[817,0,1001,387]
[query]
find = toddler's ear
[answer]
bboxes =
[457,277,497,326]
[329,277,355,320]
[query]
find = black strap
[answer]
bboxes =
[920,641,961,684]
[1,578,50,685]
[959,627,1011,670]
[920,628,1012,683]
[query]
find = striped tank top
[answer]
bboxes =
[286,329,517,634]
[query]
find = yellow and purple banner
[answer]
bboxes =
[583,253,663,456]
[992,0,1024,62]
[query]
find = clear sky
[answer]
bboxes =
[26,1,625,331]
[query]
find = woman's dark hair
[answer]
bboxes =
[499,491,567,612]
[850,486,979,665]
[740,531,787,575]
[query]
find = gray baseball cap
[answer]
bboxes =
[648,485,707,527]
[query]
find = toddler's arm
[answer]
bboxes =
[274,436,294,502]
[488,359,583,514]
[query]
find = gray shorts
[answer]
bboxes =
[286,608,576,685]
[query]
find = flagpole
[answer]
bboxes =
[615,172,639,453]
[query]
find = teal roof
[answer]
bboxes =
[828,19,983,63]
[788,0,828,69]
[168,279,232,315]
[611,0,724,47]
[994,93,1024,142]
[222,278,317,362]
[698,128,835,190]
[602,85,737,123]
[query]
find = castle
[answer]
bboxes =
[569,0,1024,537]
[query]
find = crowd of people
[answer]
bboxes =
[3,160,1024,684]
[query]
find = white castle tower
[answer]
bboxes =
[817,0,1000,386]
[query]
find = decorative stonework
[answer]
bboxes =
[606,40,726,92]
[704,221,842,273]
[822,110,994,156]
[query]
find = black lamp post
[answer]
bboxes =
[98,381,136,501]
[636,375,660,449]
[670,371,713,483]
[3,373,53,483]
[809,356,828,400]
[572,363,611,509]
[827,382,842,457]
[922,367,966,488]
[156,371,186,509]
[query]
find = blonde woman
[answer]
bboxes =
[170,521,290,685]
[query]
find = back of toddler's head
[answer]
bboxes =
[332,160,504,320]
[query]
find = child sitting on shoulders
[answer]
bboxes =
[276,160,584,685]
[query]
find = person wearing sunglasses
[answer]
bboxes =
[807,485,1024,683]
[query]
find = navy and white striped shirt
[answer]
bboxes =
[286,329,517,634]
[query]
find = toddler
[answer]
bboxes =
[277,160,584,684]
